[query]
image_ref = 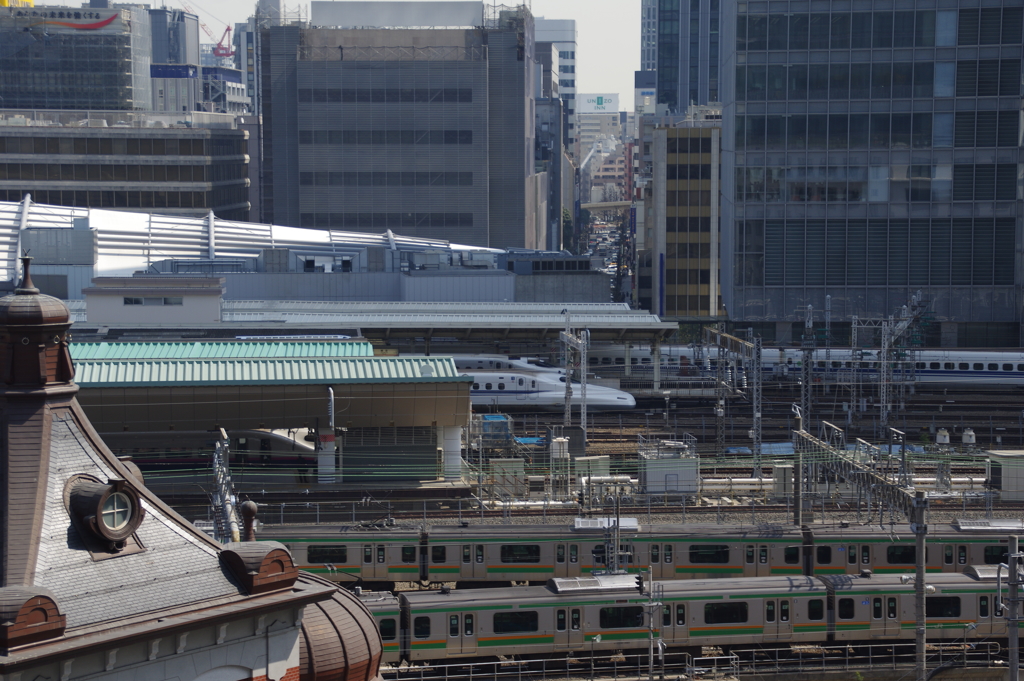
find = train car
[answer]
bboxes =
[358,590,403,664]
[258,520,1019,588]
[463,370,636,411]
[371,570,1005,665]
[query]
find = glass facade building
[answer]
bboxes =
[721,0,1023,339]
[657,0,722,110]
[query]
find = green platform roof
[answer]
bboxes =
[74,356,468,388]
[71,340,375,361]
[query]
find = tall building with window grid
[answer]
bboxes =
[656,0,722,111]
[721,2,1023,345]
[536,19,578,151]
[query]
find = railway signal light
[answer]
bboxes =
[635,573,644,594]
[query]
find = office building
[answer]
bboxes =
[150,63,200,113]
[203,66,250,113]
[536,18,578,150]
[722,2,1023,344]
[0,112,250,220]
[641,0,658,72]
[656,0,721,110]
[0,5,153,110]
[148,7,200,66]
[261,1,541,249]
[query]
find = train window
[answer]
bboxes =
[414,617,431,639]
[462,545,471,563]
[984,546,1007,564]
[780,601,790,622]
[816,361,825,368]
[531,380,537,389]
[784,547,799,564]
[887,546,915,564]
[887,597,897,619]
[402,546,416,563]
[498,383,505,390]
[980,596,989,618]
[745,545,754,564]
[571,609,581,630]
[450,615,459,637]
[832,361,841,368]
[380,619,396,641]
[916,362,925,369]
[676,604,686,625]
[760,547,768,564]
[588,357,598,365]
[652,545,660,563]
[476,545,484,563]
[494,611,539,633]
[664,544,672,563]
[873,598,882,619]
[845,362,852,368]
[943,362,954,370]
[974,363,984,371]
[988,363,998,371]
[663,605,672,627]
[518,378,524,386]
[930,362,940,370]
[765,601,775,622]
[1005,364,1014,371]
[600,606,644,629]
[808,599,824,621]
[615,358,625,365]
[432,546,446,563]
[959,363,969,370]
[704,602,748,624]
[641,357,651,364]
[363,545,372,564]
[816,546,832,564]
[557,545,566,563]
[602,358,612,365]
[500,545,541,563]
[1019,364,1024,372]
[944,545,953,565]
[958,546,967,565]
[308,546,348,563]
[377,547,385,563]
[570,545,578,563]
[838,598,855,619]
[557,610,567,631]
[848,545,857,565]
[465,614,474,636]
[862,546,870,564]
[472,383,479,390]
[926,597,960,618]
[690,544,730,563]
[485,383,492,390]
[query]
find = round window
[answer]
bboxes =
[101,492,133,531]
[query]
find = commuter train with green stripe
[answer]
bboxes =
[358,568,1009,665]
[258,519,1020,588]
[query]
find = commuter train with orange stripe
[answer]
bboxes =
[258,519,1019,589]
[359,569,1008,665]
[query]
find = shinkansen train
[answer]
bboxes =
[360,570,1007,665]
[462,370,635,411]
[257,519,1018,588]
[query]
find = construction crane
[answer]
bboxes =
[180,2,235,58]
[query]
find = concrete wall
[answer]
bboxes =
[515,271,611,303]
[399,271,516,301]
[85,292,221,324]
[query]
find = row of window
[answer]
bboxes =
[297,88,473,103]
[737,218,1015,288]
[667,164,713,180]
[738,8,1022,52]
[297,130,473,145]
[298,171,473,187]
[558,65,575,74]
[472,379,539,392]
[0,163,232,183]
[667,136,714,154]
[735,111,1018,151]
[124,297,183,306]
[0,136,231,157]
[0,189,225,210]
[527,260,591,271]
[299,212,473,229]
[396,595,973,641]
[736,164,1019,205]
[667,217,714,233]
[309,543,1009,566]
[737,60,1020,102]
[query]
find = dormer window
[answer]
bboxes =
[66,476,146,555]
[101,492,133,532]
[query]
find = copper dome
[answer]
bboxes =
[298,575,383,681]
[0,258,69,327]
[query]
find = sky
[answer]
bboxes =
[38,0,642,110]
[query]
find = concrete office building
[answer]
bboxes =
[148,7,200,66]
[536,18,578,150]
[261,1,541,249]
[0,5,153,110]
[722,2,1024,345]
[641,0,658,72]
[656,0,722,110]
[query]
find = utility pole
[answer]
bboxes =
[793,404,803,526]
[912,490,928,681]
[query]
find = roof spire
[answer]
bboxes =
[16,254,38,295]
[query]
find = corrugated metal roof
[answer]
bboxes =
[74,357,467,387]
[71,340,374,361]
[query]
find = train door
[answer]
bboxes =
[743,544,772,577]
[460,544,488,580]
[554,607,585,650]
[447,612,477,656]
[938,544,968,573]
[648,544,674,580]
[363,543,389,580]
[868,595,901,637]
[763,599,793,641]
[555,543,580,578]
[515,376,539,403]
[661,603,689,645]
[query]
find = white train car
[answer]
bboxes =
[462,369,635,411]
